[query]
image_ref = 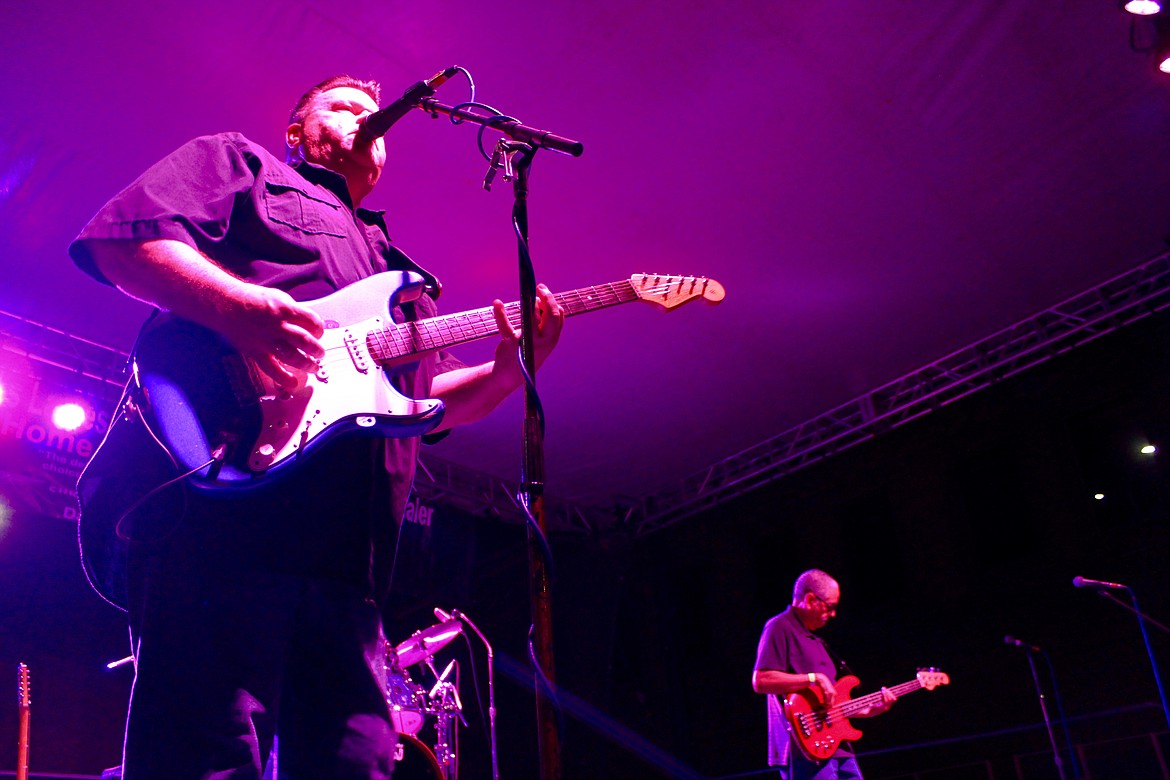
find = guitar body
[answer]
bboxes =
[134,270,445,490]
[784,675,864,761]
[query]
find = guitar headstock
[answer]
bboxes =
[18,663,29,709]
[916,668,950,690]
[630,274,726,310]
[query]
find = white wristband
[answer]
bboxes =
[807,672,817,686]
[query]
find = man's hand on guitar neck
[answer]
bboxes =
[854,686,897,718]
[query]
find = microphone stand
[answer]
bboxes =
[450,610,499,780]
[511,143,562,780]
[1096,588,1170,729]
[422,96,582,780]
[1017,645,1070,780]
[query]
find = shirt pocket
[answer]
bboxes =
[263,182,347,238]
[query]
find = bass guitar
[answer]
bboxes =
[784,668,949,761]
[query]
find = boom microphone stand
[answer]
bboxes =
[418,94,583,780]
[1075,577,1170,730]
[1004,636,1080,780]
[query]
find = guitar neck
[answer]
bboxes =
[367,280,640,364]
[837,677,923,717]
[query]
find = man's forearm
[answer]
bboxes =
[429,361,520,432]
[88,238,249,327]
[753,669,819,695]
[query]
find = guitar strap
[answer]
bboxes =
[821,638,855,680]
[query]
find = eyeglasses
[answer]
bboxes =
[810,593,839,614]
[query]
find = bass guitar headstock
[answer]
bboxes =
[916,667,950,690]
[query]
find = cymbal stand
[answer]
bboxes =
[439,607,499,780]
[428,659,464,780]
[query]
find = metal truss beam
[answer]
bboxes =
[628,252,1170,537]
[413,454,609,535]
[0,309,130,395]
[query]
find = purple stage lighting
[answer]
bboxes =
[51,401,88,432]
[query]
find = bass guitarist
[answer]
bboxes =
[752,569,896,780]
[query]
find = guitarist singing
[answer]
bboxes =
[753,569,896,780]
[69,75,563,780]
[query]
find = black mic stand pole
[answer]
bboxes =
[509,145,562,780]
[1095,588,1170,729]
[1040,647,1082,780]
[429,95,581,780]
[1021,646,1069,780]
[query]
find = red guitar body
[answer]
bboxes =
[783,675,863,761]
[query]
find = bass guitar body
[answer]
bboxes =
[784,675,864,761]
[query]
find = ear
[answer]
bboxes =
[286,123,303,152]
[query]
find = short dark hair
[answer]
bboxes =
[286,75,382,162]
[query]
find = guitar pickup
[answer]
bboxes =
[344,328,370,374]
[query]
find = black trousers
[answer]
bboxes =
[122,545,396,780]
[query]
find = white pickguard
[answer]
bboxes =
[247,272,444,473]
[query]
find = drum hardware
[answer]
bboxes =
[434,607,499,780]
[106,655,135,669]
[426,658,466,780]
[386,607,499,780]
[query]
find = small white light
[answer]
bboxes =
[1141,444,1157,455]
[1126,0,1161,15]
[51,402,88,432]
[0,382,5,406]
[1094,493,1106,500]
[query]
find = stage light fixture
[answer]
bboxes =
[1093,493,1106,500]
[51,401,88,432]
[1140,443,1157,454]
[1125,0,1161,16]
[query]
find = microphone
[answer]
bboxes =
[356,67,459,144]
[434,606,459,623]
[1072,575,1128,590]
[1003,635,1042,652]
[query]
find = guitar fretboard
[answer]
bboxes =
[834,678,923,719]
[366,280,641,363]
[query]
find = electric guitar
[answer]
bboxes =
[17,664,29,780]
[77,270,723,610]
[784,668,949,761]
[129,270,725,490]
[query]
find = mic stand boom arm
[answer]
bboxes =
[418,97,584,157]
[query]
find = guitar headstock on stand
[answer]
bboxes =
[18,662,29,709]
[17,663,30,780]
